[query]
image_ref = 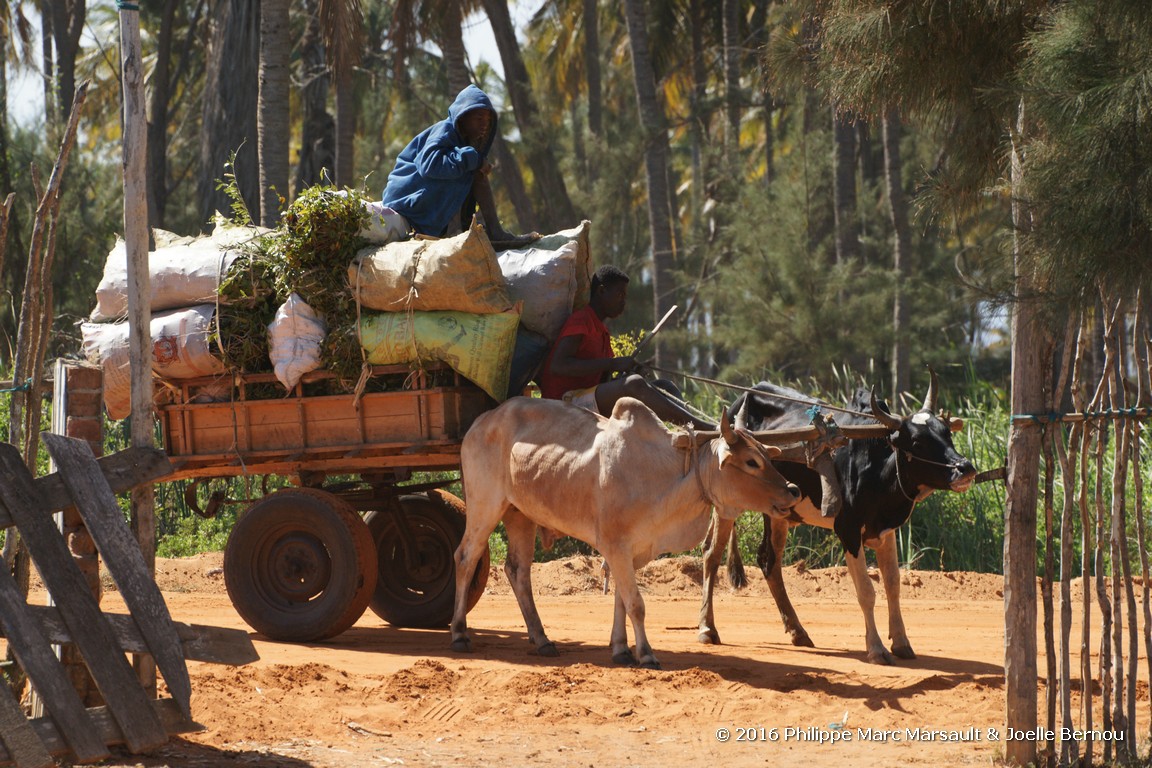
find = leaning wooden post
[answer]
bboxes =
[118,0,157,695]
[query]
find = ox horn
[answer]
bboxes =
[720,407,739,446]
[923,366,939,413]
[734,395,751,431]
[870,387,903,431]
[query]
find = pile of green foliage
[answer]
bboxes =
[211,185,370,386]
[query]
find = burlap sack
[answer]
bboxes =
[359,307,520,401]
[348,220,512,314]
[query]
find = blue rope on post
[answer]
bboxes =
[0,379,32,394]
[116,1,140,10]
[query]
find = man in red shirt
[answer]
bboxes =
[538,266,714,429]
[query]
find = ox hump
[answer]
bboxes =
[608,397,670,434]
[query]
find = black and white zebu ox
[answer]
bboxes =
[698,372,977,664]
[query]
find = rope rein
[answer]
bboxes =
[893,449,917,503]
[648,364,879,422]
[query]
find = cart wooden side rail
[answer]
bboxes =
[156,363,492,482]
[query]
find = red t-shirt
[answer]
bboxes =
[537,305,612,400]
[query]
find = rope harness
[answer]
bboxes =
[682,425,719,509]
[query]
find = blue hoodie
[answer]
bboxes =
[381,85,498,237]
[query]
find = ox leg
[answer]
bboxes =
[605,553,659,669]
[875,531,914,659]
[698,512,732,645]
[450,501,506,653]
[760,516,813,648]
[844,545,892,665]
[502,509,559,657]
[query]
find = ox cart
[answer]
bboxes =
[152,363,495,642]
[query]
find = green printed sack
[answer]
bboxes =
[359,308,520,401]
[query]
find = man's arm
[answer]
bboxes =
[547,335,634,380]
[413,125,483,179]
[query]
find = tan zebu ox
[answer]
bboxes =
[450,396,801,669]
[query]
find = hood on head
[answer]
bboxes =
[448,85,497,153]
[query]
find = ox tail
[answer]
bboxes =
[726,527,748,590]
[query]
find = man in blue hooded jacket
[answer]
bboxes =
[382,85,536,246]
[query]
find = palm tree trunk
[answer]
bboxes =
[147,0,178,229]
[832,106,858,266]
[492,134,538,233]
[40,2,56,126]
[295,1,333,191]
[883,109,911,398]
[722,0,740,151]
[483,0,578,231]
[198,0,260,227]
[50,0,85,124]
[623,0,677,365]
[438,0,470,96]
[334,72,356,187]
[583,0,602,139]
[259,0,290,226]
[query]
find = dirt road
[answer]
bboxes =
[61,553,1146,767]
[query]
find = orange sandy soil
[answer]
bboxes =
[34,554,1152,767]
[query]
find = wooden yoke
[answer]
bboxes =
[670,415,878,518]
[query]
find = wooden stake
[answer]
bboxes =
[118,3,157,696]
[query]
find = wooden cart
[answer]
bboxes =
[154,363,495,642]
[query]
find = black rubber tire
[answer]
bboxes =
[366,490,490,628]
[224,488,378,642]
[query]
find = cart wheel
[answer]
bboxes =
[224,488,378,642]
[366,490,490,628]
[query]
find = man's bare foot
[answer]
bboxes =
[488,229,542,250]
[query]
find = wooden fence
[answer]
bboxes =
[1027,301,1152,767]
[0,435,256,767]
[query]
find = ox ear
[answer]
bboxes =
[761,443,782,458]
[948,416,964,433]
[716,437,733,466]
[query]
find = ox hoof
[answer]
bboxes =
[697,630,721,646]
[891,643,916,660]
[450,638,473,653]
[866,648,895,666]
[790,632,815,648]
[536,642,560,658]
[640,659,661,670]
[612,651,638,667]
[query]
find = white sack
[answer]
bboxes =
[533,220,592,311]
[82,305,226,420]
[90,221,261,321]
[360,201,410,244]
[268,293,327,391]
[497,240,579,341]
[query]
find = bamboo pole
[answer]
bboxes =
[1040,428,1056,768]
[1102,301,1126,764]
[1054,313,1084,767]
[1120,303,1140,754]
[1139,316,1152,757]
[118,2,157,695]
